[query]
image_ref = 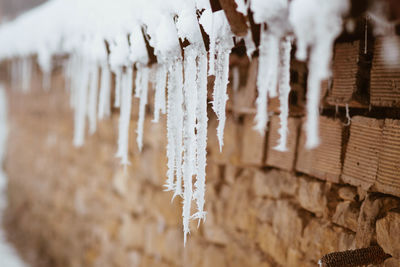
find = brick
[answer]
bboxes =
[370,36,400,107]
[241,115,265,166]
[376,119,400,197]
[265,116,300,171]
[377,211,400,259]
[296,116,343,182]
[326,41,361,105]
[342,116,384,189]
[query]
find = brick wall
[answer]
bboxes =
[1,37,400,267]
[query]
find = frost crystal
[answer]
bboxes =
[212,39,234,151]
[192,50,208,224]
[165,56,184,196]
[182,45,198,244]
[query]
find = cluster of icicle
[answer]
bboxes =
[0,0,352,243]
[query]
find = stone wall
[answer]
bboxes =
[2,38,400,267]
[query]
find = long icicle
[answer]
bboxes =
[87,64,99,135]
[254,29,280,134]
[136,66,149,152]
[98,64,111,120]
[212,40,233,151]
[116,67,133,165]
[192,49,208,224]
[182,45,198,245]
[73,57,90,147]
[274,37,292,151]
[114,68,122,108]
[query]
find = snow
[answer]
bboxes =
[0,85,28,267]
[0,0,354,243]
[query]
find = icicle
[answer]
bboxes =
[21,58,32,93]
[182,45,198,245]
[87,65,99,135]
[98,64,112,120]
[164,56,184,197]
[274,37,292,152]
[73,57,90,147]
[208,13,216,76]
[153,63,167,123]
[136,66,149,152]
[134,67,143,98]
[232,66,240,92]
[254,30,280,134]
[212,39,233,151]
[115,67,133,165]
[192,50,208,224]
[335,104,339,115]
[114,68,122,108]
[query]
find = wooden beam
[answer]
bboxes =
[218,0,249,37]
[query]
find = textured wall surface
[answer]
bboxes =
[1,38,400,267]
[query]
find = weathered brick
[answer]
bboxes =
[296,116,343,183]
[376,119,400,197]
[265,116,300,171]
[327,41,362,106]
[241,115,265,166]
[370,36,400,107]
[342,116,383,190]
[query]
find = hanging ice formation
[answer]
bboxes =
[289,0,350,148]
[200,10,234,151]
[0,0,354,243]
[251,0,290,136]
